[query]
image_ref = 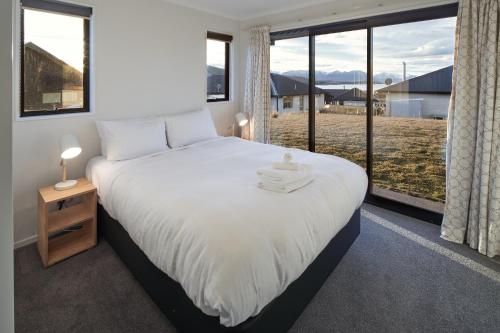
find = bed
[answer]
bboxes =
[88,136,367,332]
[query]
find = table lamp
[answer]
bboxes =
[55,134,82,191]
[235,112,248,127]
[234,112,249,137]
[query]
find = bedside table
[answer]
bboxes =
[37,178,97,267]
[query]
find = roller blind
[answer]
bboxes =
[21,0,92,18]
[207,31,233,43]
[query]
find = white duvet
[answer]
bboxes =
[86,137,367,327]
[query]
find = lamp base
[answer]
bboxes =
[54,179,78,191]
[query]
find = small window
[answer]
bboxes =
[207,31,232,102]
[20,0,92,117]
[283,96,293,109]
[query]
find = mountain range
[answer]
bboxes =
[280,70,412,84]
[210,65,415,85]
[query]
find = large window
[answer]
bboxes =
[20,0,92,117]
[207,31,232,102]
[270,4,458,223]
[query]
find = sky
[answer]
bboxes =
[270,17,456,77]
[207,39,226,69]
[24,9,85,72]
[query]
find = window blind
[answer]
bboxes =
[21,0,92,18]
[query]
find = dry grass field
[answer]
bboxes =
[270,113,447,203]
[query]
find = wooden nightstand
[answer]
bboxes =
[37,178,97,267]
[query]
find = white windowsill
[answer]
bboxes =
[15,110,95,122]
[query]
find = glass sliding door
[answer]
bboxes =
[371,17,456,212]
[315,30,367,168]
[268,4,458,222]
[270,37,309,150]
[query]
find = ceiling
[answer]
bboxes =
[165,0,390,21]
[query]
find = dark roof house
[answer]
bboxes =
[324,88,378,104]
[270,73,323,97]
[23,42,83,111]
[376,65,453,94]
[323,89,348,100]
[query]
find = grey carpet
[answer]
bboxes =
[15,204,500,333]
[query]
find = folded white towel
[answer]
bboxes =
[258,175,314,193]
[272,162,300,171]
[256,164,312,183]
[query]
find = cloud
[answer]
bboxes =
[271,17,457,76]
[207,39,226,68]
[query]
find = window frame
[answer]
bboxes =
[206,31,232,103]
[19,0,92,118]
[270,3,458,225]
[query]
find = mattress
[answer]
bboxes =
[86,137,368,327]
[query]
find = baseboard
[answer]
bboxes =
[14,234,37,249]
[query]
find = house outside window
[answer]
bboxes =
[20,0,93,117]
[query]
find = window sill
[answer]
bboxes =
[15,110,94,122]
[207,99,231,103]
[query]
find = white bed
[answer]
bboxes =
[86,136,367,327]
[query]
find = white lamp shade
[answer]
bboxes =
[235,112,248,127]
[59,134,82,160]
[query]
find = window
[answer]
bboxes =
[270,3,458,223]
[283,96,294,109]
[207,31,232,102]
[20,0,92,117]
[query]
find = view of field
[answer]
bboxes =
[270,113,447,203]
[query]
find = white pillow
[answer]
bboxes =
[96,118,168,161]
[165,107,218,148]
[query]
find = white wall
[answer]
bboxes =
[1,0,14,331]
[13,0,241,245]
[386,93,450,119]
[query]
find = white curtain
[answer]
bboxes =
[243,25,271,143]
[441,0,500,257]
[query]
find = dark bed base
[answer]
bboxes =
[98,205,360,333]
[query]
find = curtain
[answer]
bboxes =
[441,0,500,257]
[243,25,271,143]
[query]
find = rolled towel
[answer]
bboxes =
[282,152,293,163]
[273,152,299,170]
[259,175,314,193]
[257,164,312,183]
